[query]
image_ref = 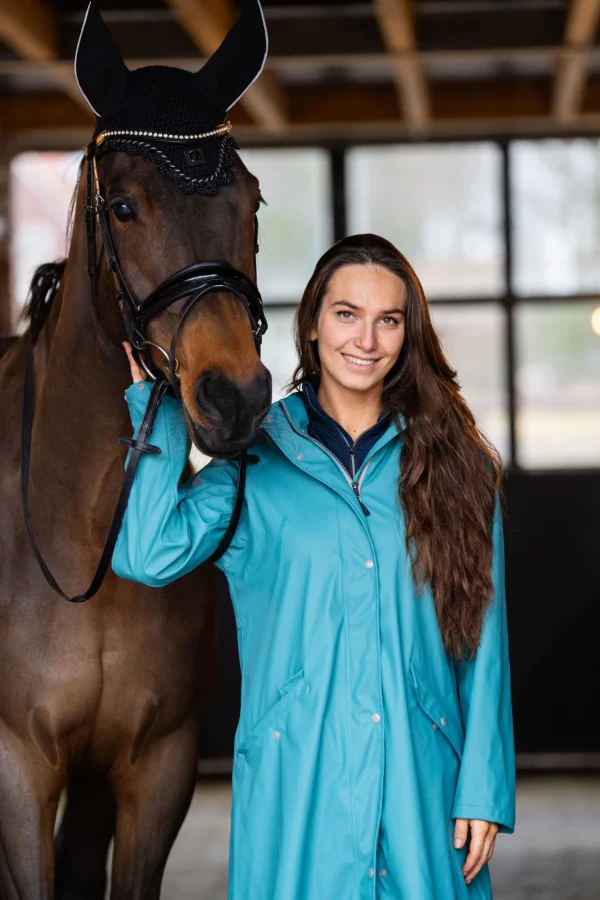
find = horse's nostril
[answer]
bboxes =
[194,371,220,419]
[194,368,272,432]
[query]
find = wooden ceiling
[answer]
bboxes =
[2,0,600,146]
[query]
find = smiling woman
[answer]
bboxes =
[114,231,514,900]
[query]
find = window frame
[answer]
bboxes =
[9,137,600,474]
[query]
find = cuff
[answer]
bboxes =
[451,802,515,835]
[124,381,153,428]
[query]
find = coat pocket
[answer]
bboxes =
[409,657,464,761]
[236,666,309,757]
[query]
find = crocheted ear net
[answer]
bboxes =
[95,67,240,196]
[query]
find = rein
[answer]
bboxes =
[21,126,267,602]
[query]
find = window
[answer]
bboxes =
[515,302,600,468]
[237,148,333,304]
[430,304,508,460]
[347,143,504,299]
[8,141,600,472]
[512,139,600,297]
[10,151,80,329]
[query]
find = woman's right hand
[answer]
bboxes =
[123,341,146,384]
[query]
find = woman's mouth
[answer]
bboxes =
[342,353,380,370]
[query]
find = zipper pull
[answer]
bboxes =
[349,445,357,480]
[351,481,371,516]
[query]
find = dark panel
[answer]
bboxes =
[504,471,600,754]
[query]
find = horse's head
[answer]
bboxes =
[76,1,272,457]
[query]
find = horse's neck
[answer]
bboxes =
[29,196,131,556]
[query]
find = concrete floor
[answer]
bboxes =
[160,774,600,899]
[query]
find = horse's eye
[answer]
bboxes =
[112,201,135,223]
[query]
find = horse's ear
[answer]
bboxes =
[74,2,129,118]
[193,0,268,113]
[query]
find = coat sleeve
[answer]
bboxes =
[451,491,516,834]
[111,382,241,586]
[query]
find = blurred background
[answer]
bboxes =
[1,0,599,897]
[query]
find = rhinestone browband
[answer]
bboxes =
[95,120,232,146]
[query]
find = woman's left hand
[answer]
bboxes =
[453,818,498,884]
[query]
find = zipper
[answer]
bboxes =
[348,445,371,516]
[280,404,371,516]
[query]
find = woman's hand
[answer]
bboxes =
[454,818,498,884]
[123,341,146,384]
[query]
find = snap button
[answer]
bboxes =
[432,723,439,730]
[379,869,387,877]
[265,416,273,423]
[441,717,447,727]
[372,713,381,724]
[365,559,374,569]
[272,731,281,740]
[368,868,374,878]
[137,383,145,391]
[296,453,304,460]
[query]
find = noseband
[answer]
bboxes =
[22,125,269,602]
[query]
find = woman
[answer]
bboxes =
[113,233,515,899]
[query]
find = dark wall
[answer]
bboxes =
[199,471,600,758]
[504,471,600,754]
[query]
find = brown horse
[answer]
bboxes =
[0,58,271,900]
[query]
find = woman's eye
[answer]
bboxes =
[112,201,135,223]
[382,317,399,326]
[337,310,354,320]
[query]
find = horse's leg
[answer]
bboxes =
[55,768,117,900]
[109,716,200,900]
[0,726,64,900]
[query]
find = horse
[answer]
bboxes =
[0,6,272,898]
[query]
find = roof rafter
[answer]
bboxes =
[163,0,288,132]
[553,0,600,121]
[0,0,55,62]
[373,0,430,128]
[0,0,90,113]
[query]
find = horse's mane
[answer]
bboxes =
[20,261,66,340]
[20,156,85,340]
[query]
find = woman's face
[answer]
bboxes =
[309,263,407,395]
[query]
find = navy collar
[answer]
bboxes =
[301,379,390,448]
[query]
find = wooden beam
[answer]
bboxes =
[163,0,288,132]
[0,0,56,62]
[0,45,572,80]
[16,75,600,144]
[374,0,430,128]
[0,81,555,134]
[0,0,90,113]
[553,0,600,121]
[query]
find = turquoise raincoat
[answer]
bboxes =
[112,382,515,900]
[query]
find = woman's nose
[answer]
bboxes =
[356,324,377,351]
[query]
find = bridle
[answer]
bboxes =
[21,122,268,602]
[86,121,267,384]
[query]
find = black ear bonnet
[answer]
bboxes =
[74,1,268,194]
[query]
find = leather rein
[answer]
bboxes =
[21,127,268,602]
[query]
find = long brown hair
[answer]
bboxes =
[288,234,502,659]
